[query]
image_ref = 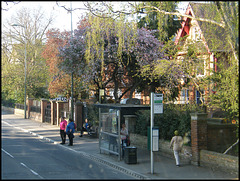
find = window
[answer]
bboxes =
[109,89,114,97]
[192,26,201,41]
[196,90,204,104]
[196,62,204,76]
[109,89,121,99]
[135,90,141,99]
[180,89,189,104]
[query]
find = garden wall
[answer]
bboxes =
[2,106,14,113]
[29,111,42,122]
[200,150,238,175]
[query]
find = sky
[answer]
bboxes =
[1,1,189,32]
[1,1,87,31]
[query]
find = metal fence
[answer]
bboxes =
[44,103,51,123]
[15,103,27,110]
[30,106,41,113]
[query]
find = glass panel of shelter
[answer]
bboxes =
[99,107,121,161]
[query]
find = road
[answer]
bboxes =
[1,113,135,180]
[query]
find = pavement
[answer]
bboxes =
[2,111,238,180]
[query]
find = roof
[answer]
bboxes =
[94,103,150,110]
[189,2,230,52]
[175,2,231,52]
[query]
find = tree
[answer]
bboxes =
[137,1,182,42]
[57,24,89,100]
[42,29,72,98]
[57,14,169,103]
[2,7,53,103]
[210,1,239,122]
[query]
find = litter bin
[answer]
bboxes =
[124,146,137,164]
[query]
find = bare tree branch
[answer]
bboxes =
[1,1,21,11]
[223,139,239,154]
[55,1,88,12]
[135,5,225,28]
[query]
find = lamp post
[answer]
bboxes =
[70,2,74,119]
[12,24,27,119]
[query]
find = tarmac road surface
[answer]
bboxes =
[1,119,136,180]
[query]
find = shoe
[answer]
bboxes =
[68,144,73,146]
[176,165,180,167]
[79,135,82,137]
[60,142,64,144]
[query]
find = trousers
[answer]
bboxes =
[174,150,180,165]
[68,133,74,145]
[60,130,66,143]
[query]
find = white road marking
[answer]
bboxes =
[20,162,44,179]
[2,148,14,158]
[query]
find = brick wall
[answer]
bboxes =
[207,123,237,155]
[200,150,238,175]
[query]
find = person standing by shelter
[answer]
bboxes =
[66,118,75,146]
[59,117,67,144]
[120,123,128,157]
[170,130,183,167]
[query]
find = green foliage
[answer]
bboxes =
[86,104,99,127]
[135,104,205,140]
[209,54,239,122]
[2,7,52,104]
[135,110,150,136]
[137,1,182,42]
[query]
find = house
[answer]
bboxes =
[173,2,231,105]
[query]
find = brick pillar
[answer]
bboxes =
[51,101,56,125]
[41,99,48,123]
[27,98,34,119]
[190,113,208,166]
[56,102,64,126]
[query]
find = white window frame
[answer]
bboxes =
[135,90,141,99]
[196,90,204,104]
[180,89,189,104]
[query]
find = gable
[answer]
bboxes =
[175,2,230,52]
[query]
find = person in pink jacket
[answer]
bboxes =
[170,130,183,167]
[59,117,67,144]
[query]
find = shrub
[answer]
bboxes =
[135,110,150,136]
[87,103,99,127]
[135,104,204,141]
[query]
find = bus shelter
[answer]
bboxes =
[94,104,150,161]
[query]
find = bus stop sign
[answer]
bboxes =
[154,93,163,114]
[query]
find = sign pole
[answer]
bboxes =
[150,92,154,174]
[150,92,163,174]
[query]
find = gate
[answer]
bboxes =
[44,102,51,123]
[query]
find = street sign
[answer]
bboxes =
[154,93,163,114]
[50,96,67,102]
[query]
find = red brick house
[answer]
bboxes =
[173,2,231,105]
